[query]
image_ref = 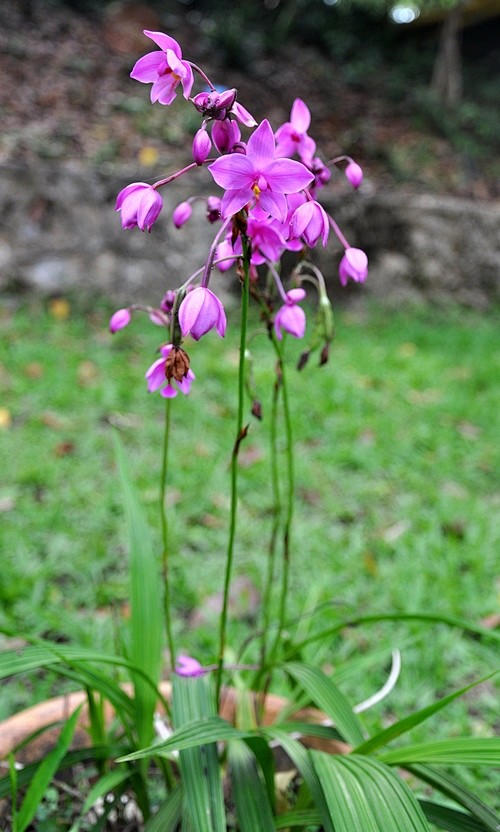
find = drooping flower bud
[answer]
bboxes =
[178,286,227,340]
[274,288,307,341]
[290,200,329,247]
[192,127,212,165]
[109,308,131,333]
[172,201,193,228]
[160,290,176,313]
[115,183,163,231]
[345,161,363,189]
[339,247,368,286]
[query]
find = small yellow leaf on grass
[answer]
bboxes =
[77,360,99,385]
[48,297,70,320]
[398,342,417,358]
[138,145,159,166]
[363,551,378,576]
[25,362,44,379]
[0,408,12,428]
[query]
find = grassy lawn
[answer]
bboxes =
[0,297,498,774]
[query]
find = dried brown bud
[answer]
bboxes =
[164,346,190,382]
[251,399,263,420]
[320,343,330,366]
[297,350,310,371]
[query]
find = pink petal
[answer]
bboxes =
[290,202,314,237]
[146,357,167,392]
[291,98,311,133]
[220,187,253,218]
[143,31,182,58]
[265,158,314,194]
[231,101,257,126]
[130,51,165,82]
[150,75,177,105]
[287,288,306,302]
[160,384,178,398]
[180,62,194,99]
[208,154,255,189]
[246,120,275,169]
[115,182,143,210]
[258,190,287,222]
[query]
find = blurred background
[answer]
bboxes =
[0,0,498,305]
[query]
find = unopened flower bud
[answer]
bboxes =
[206,196,221,223]
[172,201,193,228]
[175,655,206,677]
[161,290,176,313]
[345,161,363,189]
[251,399,263,420]
[212,119,241,154]
[109,308,131,333]
[192,128,211,165]
[339,247,368,286]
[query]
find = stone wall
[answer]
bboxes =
[0,162,498,308]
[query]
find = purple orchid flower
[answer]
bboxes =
[130,31,194,105]
[178,286,227,340]
[115,182,163,231]
[146,344,195,398]
[339,247,369,286]
[290,200,329,247]
[208,119,314,222]
[274,288,307,340]
[175,655,207,677]
[275,99,316,165]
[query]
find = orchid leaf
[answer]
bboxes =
[419,800,492,832]
[284,661,365,745]
[355,671,499,755]
[379,738,500,767]
[228,739,276,831]
[114,434,163,747]
[171,674,226,832]
[16,706,83,832]
[143,785,182,832]
[407,765,500,832]
[312,751,431,832]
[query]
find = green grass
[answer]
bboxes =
[0,298,498,757]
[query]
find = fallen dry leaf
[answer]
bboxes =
[48,297,70,320]
[138,145,159,166]
[24,362,44,379]
[77,360,99,386]
[0,407,12,429]
[54,441,75,457]
[41,410,70,430]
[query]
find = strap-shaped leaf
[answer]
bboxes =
[407,765,500,832]
[419,800,492,832]
[16,706,83,832]
[284,661,365,745]
[265,727,335,832]
[355,671,499,755]
[379,738,500,767]
[228,739,275,831]
[114,435,163,747]
[117,715,249,762]
[144,786,182,832]
[312,752,430,832]
[172,674,226,832]
[275,808,322,828]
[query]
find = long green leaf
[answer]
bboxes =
[283,612,500,661]
[117,715,249,762]
[144,786,182,832]
[16,705,83,832]
[312,752,430,832]
[0,745,127,800]
[407,765,500,832]
[228,739,275,831]
[114,435,163,748]
[355,672,499,755]
[379,738,500,767]
[275,808,322,828]
[284,661,365,745]
[265,728,335,832]
[172,674,226,832]
[420,800,492,832]
[68,768,133,832]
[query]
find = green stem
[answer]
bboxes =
[160,397,176,673]
[216,235,251,704]
[268,336,295,668]
[259,360,282,673]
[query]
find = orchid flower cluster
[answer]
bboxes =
[110,29,368,403]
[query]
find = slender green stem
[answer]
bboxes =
[160,397,176,672]
[259,360,282,672]
[268,336,295,668]
[216,235,251,703]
